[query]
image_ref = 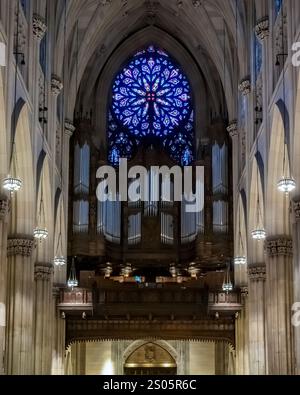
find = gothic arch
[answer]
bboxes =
[93,26,207,146]
[0,67,7,181]
[293,70,300,198]
[10,102,34,235]
[266,104,291,236]
[235,194,248,287]
[35,156,53,263]
[123,340,179,366]
[248,156,265,264]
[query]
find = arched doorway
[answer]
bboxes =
[124,342,177,375]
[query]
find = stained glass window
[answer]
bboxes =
[254,35,262,78]
[275,0,282,17]
[108,45,194,166]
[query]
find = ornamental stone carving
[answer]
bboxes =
[240,286,248,298]
[51,75,63,95]
[7,236,34,257]
[294,201,300,221]
[65,119,76,137]
[226,120,238,138]
[238,78,251,96]
[32,14,47,40]
[192,0,201,7]
[0,199,10,220]
[34,263,53,281]
[248,265,266,281]
[255,17,269,42]
[266,237,293,257]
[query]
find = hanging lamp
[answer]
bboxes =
[3,1,23,194]
[54,202,66,266]
[276,7,296,194]
[34,184,48,240]
[67,258,78,289]
[222,263,233,292]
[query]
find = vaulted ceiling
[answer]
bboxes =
[52,0,255,119]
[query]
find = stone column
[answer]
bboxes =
[0,198,9,375]
[235,286,250,375]
[34,263,53,375]
[265,236,294,375]
[51,286,66,375]
[293,200,300,375]
[6,236,35,375]
[248,264,267,375]
[215,341,229,375]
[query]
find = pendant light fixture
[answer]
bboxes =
[222,262,233,292]
[54,1,67,266]
[235,209,247,264]
[277,4,296,194]
[54,203,66,266]
[34,186,49,240]
[34,4,48,241]
[252,139,266,239]
[3,1,22,194]
[67,257,78,289]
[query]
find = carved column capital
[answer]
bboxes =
[248,265,266,281]
[294,200,300,221]
[65,119,76,138]
[266,236,293,257]
[255,17,269,42]
[32,14,47,41]
[238,78,251,96]
[0,198,10,220]
[227,120,238,138]
[34,263,53,281]
[51,75,63,96]
[7,235,34,257]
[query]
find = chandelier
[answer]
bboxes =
[187,262,199,278]
[53,204,66,266]
[251,228,266,240]
[33,227,49,240]
[277,177,296,194]
[104,263,113,278]
[121,263,132,278]
[67,258,78,289]
[234,256,247,265]
[54,256,66,267]
[3,3,23,195]
[3,176,22,193]
[222,263,233,293]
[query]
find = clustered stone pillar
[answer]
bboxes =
[235,286,250,375]
[294,200,300,375]
[6,236,35,375]
[34,263,53,375]
[248,265,267,375]
[265,236,294,375]
[51,287,65,375]
[0,198,9,375]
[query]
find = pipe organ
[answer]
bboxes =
[69,119,232,271]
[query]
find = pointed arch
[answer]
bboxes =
[266,104,291,235]
[10,103,34,235]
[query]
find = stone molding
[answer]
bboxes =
[255,17,269,42]
[226,120,238,138]
[51,75,63,95]
[32,14,47,40]
[238,78,251,96]
[34,263,53,281]
[7,236,34,257]
[266,236,293,257]
[248,265,266,281]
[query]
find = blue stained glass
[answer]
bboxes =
[255,36,262,78]
[275,0,282,17]
[108,46,194,166]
